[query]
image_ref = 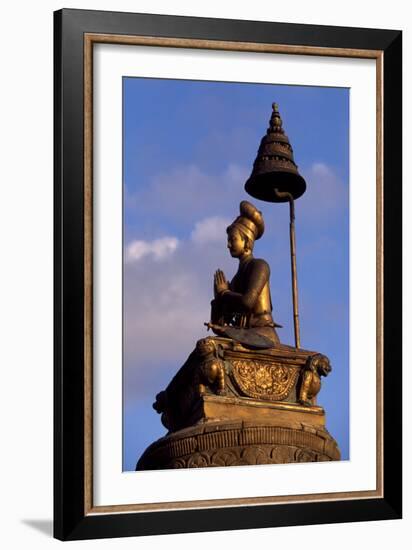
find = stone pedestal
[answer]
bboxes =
[136,336,341,470]
[136,396,340,469]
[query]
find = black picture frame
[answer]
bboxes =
[54,8,402,541]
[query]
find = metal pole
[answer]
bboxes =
[274,189,301,348]
[288,198,300,348]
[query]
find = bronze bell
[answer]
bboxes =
[245,103,306,203]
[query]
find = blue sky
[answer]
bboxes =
[123,77,349,470]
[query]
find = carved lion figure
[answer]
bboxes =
[298,353,331,406]
[196,338,226,395]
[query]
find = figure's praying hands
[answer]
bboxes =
[214,269,229,297]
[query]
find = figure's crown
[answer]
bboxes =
[227,200,264,241]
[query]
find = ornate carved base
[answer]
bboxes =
[141,337,340,471]
[153,337,332,432]
[136,416,340,470]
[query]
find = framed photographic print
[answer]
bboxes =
[54,8,402,540]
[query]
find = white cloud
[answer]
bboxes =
[299,162,348,221]
[125,162,250,225]
[125,237,179,263]
[123,248,214,398]
[190,216,231,245]
[311,162,333,177]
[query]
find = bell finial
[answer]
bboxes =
[245,102,306,203]
[271,102,283,133]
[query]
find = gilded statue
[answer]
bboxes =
[207,200,281,349]
[138,103,342,471]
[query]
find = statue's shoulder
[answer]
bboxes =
[249,257,270,274]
